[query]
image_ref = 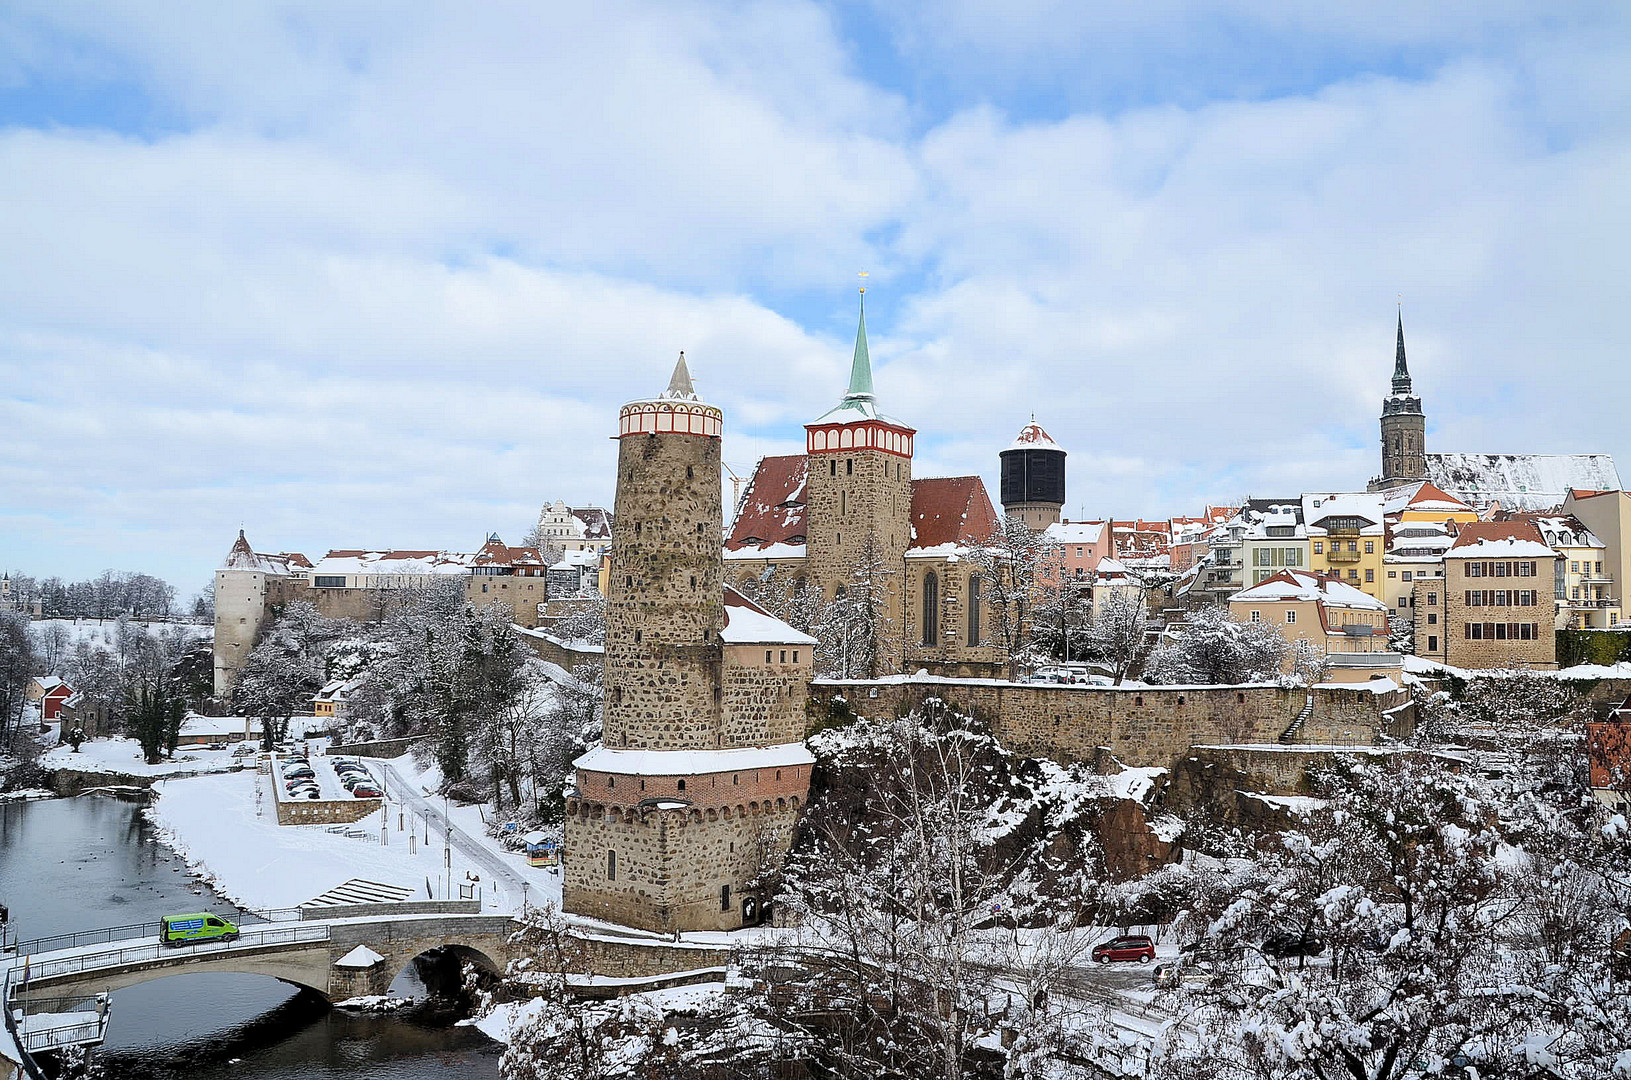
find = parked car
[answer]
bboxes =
[283,767,316,781]
[1031,666,1072,684]
[1263,930,1328,959]
[206,741,228,751]
[1092,935,1156,964]
[350,784,382,799]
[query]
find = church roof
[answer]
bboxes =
[1425,453,1621,512]
[1391,310,1413,396]
[726,455,808,553]
[725,456,1000,557]
[909,476,1000,551]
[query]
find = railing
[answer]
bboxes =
[2,969,52,1080]
[8,907,305,955]
[1324,549,1361,563]
[14,923,331,984]
[1325,652,1402,667]
[1562,598,1615,609]
[17,1011,108,1053]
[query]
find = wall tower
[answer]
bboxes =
[1375,310,1427,489]
[601,353,726,750]
[1000,420,1067,529]
[565,354,814,933]
[802,292,915,674]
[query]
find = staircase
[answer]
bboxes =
[1279,694,1315,744]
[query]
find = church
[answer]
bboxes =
[723,296,1007,677]
[1368,312,1619,507]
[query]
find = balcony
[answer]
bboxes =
[1325,548,1361,564]
[1562,598,1617,609]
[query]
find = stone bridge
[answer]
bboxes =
[6,912,520,1006]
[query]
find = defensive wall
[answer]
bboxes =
[516,626,603,671]
[809,676,1414,769]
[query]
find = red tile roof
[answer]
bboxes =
[910,476,999,550]
[1446,519,1553,551]
[727,455,808,551]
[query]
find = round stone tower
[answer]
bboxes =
[999,420,1066,530]
[602,353,727,750]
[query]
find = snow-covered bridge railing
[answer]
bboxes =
[11,922,332,984]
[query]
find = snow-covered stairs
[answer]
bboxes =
[1278,694,1315,744]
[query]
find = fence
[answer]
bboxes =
[15,923,331,983]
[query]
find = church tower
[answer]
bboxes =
[803,292,915,675]
[1374,310,1426,489]
[1000,420,1067,529]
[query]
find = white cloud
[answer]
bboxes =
[1,2,1628,588]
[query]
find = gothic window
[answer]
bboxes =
[968,575,982,644]
[922,572,939,645]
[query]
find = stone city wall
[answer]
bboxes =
[812,677,1410,769]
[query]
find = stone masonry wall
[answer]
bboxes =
[804,445,912,674]
[901,558,1007,676]
[1441,556,1558,670]
[814,678,1409,769]
[563,798,802,933]
[722,645,811,747]
[602,430,725,749]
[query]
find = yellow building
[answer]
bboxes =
[1229,568,1399,684]
[1303,493,1387,603]
[1522,514,1622,630]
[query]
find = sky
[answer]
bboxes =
[2,1,1628,596]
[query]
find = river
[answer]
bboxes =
[0,795,501,1079]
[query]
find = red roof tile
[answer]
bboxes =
[727,455,808,551]
[910,476,999,549]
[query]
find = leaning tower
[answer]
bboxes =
[564,354,814,933]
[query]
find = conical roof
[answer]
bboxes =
[1004,420,1065,454]
[1391,310,1413,395]
[662,351,698,401]
[810,293,906,427]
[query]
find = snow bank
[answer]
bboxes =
[41,737,245,777]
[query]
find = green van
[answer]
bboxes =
[160,913,240,946]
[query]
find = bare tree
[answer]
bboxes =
[965,515,1047,676]
[1086,585,1155,684]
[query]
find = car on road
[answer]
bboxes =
[1092,935,1156,964]
[161,912,239,946]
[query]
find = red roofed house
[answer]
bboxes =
[26,676,74,722]
[726,295,1004,677]
[1587,694,1631,807]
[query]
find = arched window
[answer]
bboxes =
[922,572,939,645]
[968,575,982,645]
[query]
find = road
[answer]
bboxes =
[373,759,531,906]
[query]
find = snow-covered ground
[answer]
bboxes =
[146,768,548,913]
[30,617,210,650]
[41,737,248,777]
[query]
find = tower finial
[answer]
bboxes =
[845,286,874,401]
[663,350,698,401]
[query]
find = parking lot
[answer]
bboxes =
[272,752,383,803]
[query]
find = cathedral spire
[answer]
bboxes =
[1391,308,1412,395]
[845,290,874,401]
[662,350,698,401]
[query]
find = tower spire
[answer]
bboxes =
[663,350,698,401]
[845,288,874,401]
[1391,307,1412,395]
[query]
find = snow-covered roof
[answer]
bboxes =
[222,530,311,575]
[31,675,65,692]
[1231,569,1388,611]
[910,476,999,551]
[574,742,815,777]
[726,454,808,553]
[306,550,473,576]
[1426,453,1621,511]
[722,586,817,645]
[1004,420,1065,454]
[1302,492,1386,531]
[1447,520,1561,560]
[809,397,908,427]
[723,542,808,561]
[1044,521,1106,545]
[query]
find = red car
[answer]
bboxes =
[351,784,382,798]
[1092,935,1155,964]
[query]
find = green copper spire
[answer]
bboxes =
[1391,308,1413,395]
[845,290,874,400]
